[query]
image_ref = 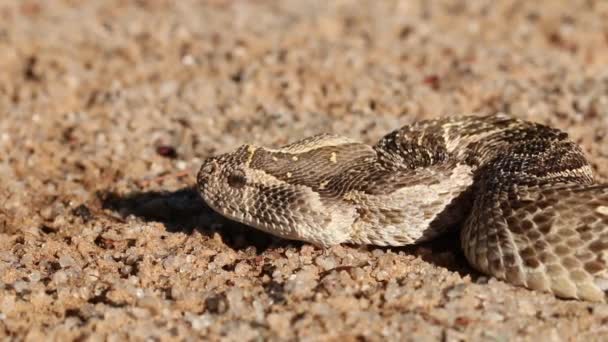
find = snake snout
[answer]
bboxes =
[197,158,218,189]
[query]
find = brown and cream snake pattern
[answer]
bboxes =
[197,114,608,302]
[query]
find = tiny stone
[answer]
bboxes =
[384,279,402,302]
[28,271,41,283]
[188,313,214,331]
[314,255,337,271]
[138,296,162,315]
[226,288,245,313]
[0,252,17,264]
[40,206,54,220]
[234,261,250,275]
[12,280,29,293]
[53,270,68,284]
[163,256,177,270]
[159,81,178,97]
[374,270,390,281]
[371,249,385,257]
[134,288,145,298]
[20,253,34,266]
[285,269,318,297]
[445,283,467,299]
[182,54,196,66]
[205,293,229,314]
[485,311,505,322]
[310,302,334,317]
[266,312,291,334]
[252,299,265,321]
[156,145,178,159]
[59,255,76,268]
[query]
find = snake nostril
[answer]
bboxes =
[197,160,217,186]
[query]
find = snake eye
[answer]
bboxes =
[227,170,247,189]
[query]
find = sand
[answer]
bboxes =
[1,0,608,340]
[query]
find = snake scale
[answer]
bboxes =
[197,114,608,302]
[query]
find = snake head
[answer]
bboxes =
[196,144,356,246]
[197,145,252,213]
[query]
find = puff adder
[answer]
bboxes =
[197,114,608,302]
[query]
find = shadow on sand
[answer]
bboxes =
[98,186,295,253]
[99,186,476,278]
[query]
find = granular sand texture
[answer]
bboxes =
[1,1,608,341]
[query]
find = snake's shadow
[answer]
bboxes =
[99,186,296,253]
[391,230,478,280]
[99,187,478,278]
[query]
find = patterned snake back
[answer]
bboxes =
[197,114,608,302]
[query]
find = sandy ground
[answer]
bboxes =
[1,0,608,341]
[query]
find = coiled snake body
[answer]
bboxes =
[197,114,608,302]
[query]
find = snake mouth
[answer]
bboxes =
[200,196,276,237]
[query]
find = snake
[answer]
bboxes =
[196,114,608,302]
